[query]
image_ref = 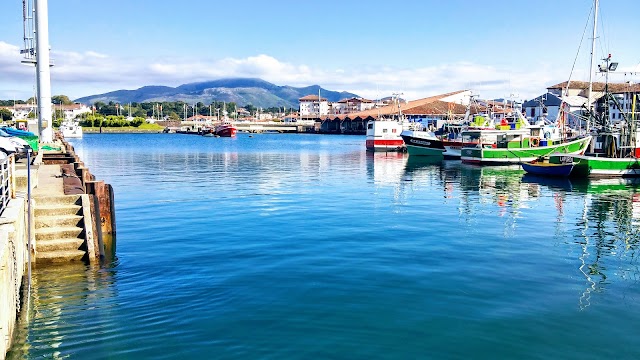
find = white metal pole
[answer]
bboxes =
[586,0,599,134]
[34,0,53,142]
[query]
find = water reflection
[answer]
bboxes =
[10,135,640,358]
[367,155,640,308]
[7,262,118,359]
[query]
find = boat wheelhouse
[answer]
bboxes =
[460,128,591,165]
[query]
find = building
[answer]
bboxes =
[56,103,92,120]
[547,81,640,125]
[0,104,36,119]
[522,92,588,127]
[0,103,91,121]
[317,90,473,134]
[522,93,564,122]
[331,97,376,114]
[299,95,329,117]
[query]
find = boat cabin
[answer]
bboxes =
[461,129,531,149]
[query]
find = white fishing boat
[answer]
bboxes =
[59,119,83,138]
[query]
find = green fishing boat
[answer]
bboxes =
[547,1,640,178]
[460,128,591,165]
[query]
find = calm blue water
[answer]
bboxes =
[8,133,640,359]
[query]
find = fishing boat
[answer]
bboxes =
[460,129,591,165]
[438,113,497,159]
[459,99,591,165]
[366,119,406,151]
[548,1,640,178]
[215,122,237,137]
[366,94,415,152]
[399,129,445,157]
[214,105,237,137]
[59,119,83,138]
[521,156,575,177]
[402,97,541,159]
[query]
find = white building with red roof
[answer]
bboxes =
[299,95,329,116]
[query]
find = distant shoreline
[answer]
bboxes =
[81,127,165,134]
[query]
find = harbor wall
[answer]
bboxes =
[0,194,29,357]
[1,137,117,358]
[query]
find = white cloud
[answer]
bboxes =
[0,41,572,101]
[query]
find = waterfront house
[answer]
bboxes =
[330,97,376,115]
[299,95,329,117]
[57,103,92,120]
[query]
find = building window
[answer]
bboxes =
[383,129,388,133]
[392,129,397,133]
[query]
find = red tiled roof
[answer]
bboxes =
[299,95,328,101]
[548,81,640,93]
[323,90,468,120]
[337,97,373,103]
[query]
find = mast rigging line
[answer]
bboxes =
[564,3,594,96]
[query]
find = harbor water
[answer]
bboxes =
[7,133,640,359]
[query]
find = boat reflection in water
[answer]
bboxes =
[368,156,640,309]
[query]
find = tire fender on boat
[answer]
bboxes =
[531,137,540,147]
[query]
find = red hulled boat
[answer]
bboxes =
[215,122,237,137]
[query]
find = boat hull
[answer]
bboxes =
[61,128,83,138]
[366,120,405,152]
[461,136,591,165]
[560,154,640,177]
[365,139,405,152]
[521,162,574,177]
[215,125,237,137]
[400,131,445,157]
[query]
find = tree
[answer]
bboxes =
[52,95,73,105]
[0,108,13,121]
[244,104,256,113]
[168,111,180,121]
[133,108,147,118]
[54,109,65,121]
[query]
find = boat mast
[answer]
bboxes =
[586,0,599,134]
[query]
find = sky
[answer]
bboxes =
[1,0,639,103]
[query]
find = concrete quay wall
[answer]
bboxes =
[0,180,30,357]
[1,138,117,358]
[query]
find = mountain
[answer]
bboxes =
[74,78,360,108]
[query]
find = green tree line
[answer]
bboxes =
[81,115,146,127]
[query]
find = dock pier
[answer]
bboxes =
[1,137,116,357]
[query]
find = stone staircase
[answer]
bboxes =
[34,195,90,263]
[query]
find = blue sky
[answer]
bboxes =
[1,0,639,102]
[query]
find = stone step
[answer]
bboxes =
[35,226,84,241]
[35,214,83,229]
[34,204,82,217]
[37,237,86,252]
[34,195,82,206]
[36,249,87,263]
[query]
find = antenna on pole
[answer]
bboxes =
[21,0,54,142]
[20,0,36,63]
